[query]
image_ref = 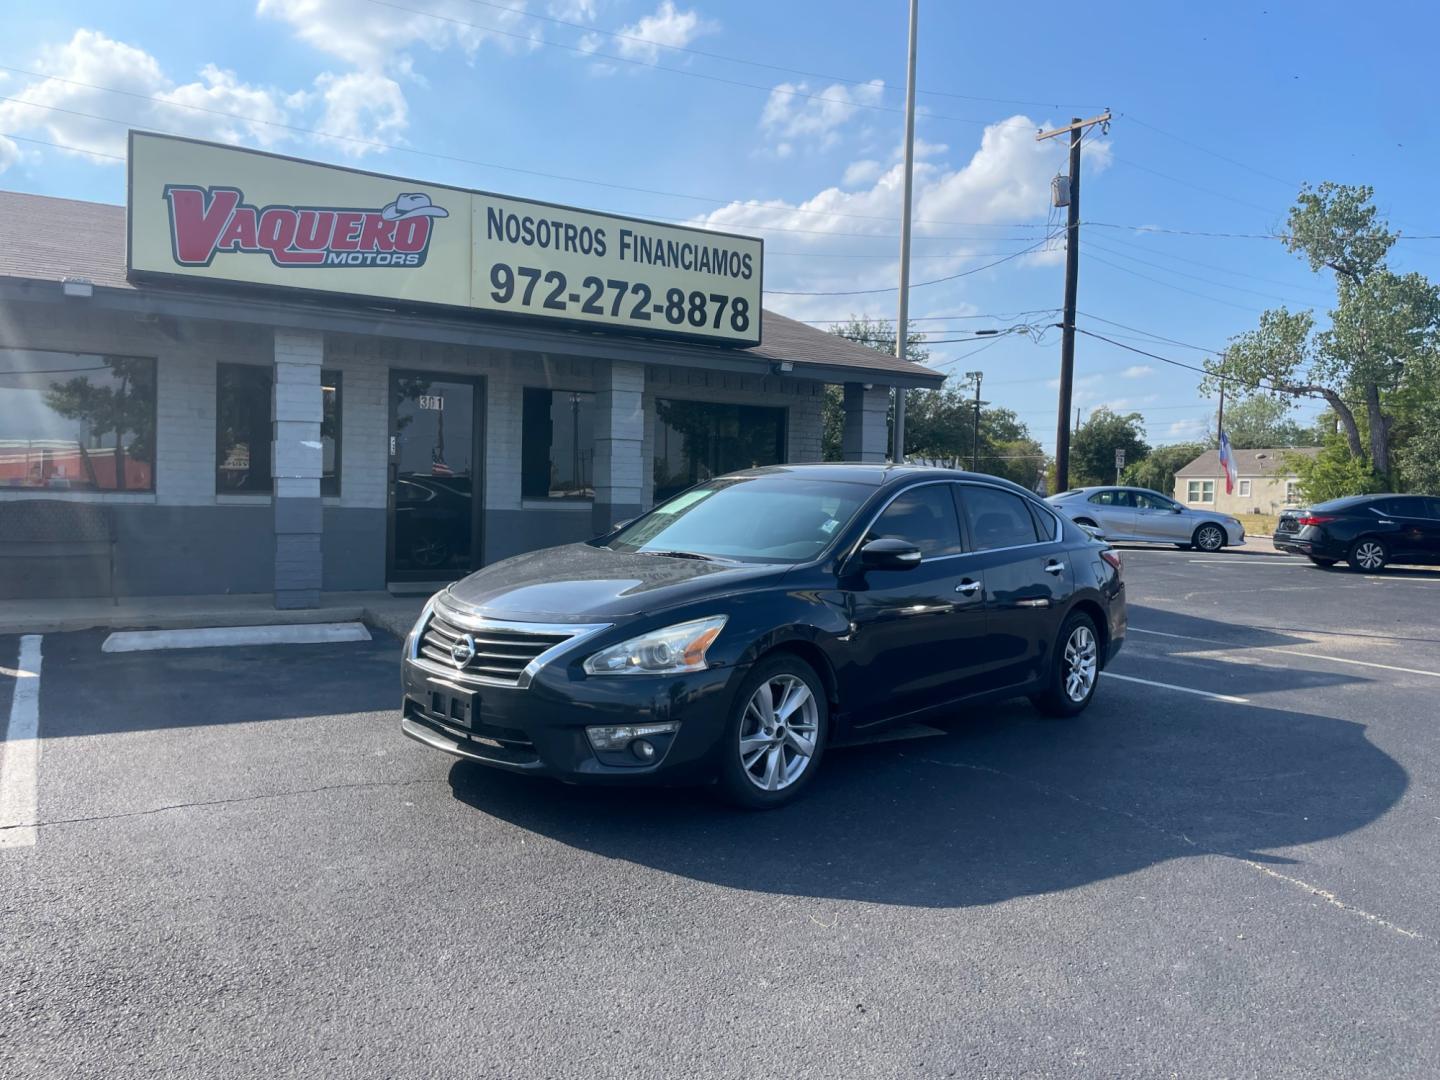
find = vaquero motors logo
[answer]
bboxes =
[162,185,450,269]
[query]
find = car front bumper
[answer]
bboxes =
[400,655,745,784]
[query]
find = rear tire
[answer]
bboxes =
[715,654,829,810]
[1307,556,1338,568]
[1347,537,1389,573]
[1192,523,1226,552]
[1030,611,1101,718]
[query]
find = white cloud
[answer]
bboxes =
[311,71,408,155]
[256,0,535,69]
[761,79,885,151]
[0,30,293,164]
[549,0,599,18]
[842,159,883,187]
[1166,417,1209,441]
[0,135,19,173]
[1122,364,1155,378]
[581,2,715,63]
[693,115,1066,326]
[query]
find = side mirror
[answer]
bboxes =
[1173,507,1184,514]
[859,537,923,571]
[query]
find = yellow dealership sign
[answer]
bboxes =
[127,132,764,346]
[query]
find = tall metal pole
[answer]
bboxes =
[971,371,983,471]
[892,0,919,464]
[1053,118,1083,492]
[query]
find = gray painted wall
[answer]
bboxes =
[322,506,387,591]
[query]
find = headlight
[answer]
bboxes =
[582,615,727,675]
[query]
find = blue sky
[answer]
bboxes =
[2,0,1437,451]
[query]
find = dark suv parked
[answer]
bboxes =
[1273,494,1440,571]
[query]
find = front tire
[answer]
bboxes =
[1348,537,1389,572]
[1192,523,1226,552]
[716,654,828,810]
[1030,611,1101,718]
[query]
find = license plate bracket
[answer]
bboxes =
[426,679,478,731]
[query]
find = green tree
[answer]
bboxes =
[1122,442,1206,498]
[1286,438,1386,504]
[1210,395,1320,449]
[1206,183,1440,483]
[821,317,931,460]
[42,357,155,491]
[1068,408,1150,487]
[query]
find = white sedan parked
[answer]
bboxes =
[1047,486,1245,552]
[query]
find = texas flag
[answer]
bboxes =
[1218,430,1239,495]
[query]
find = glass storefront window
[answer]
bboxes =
[0,349,156,492]
[522,388,595,499]
[216,364,341,495]
[653,399,785,503]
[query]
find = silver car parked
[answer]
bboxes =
[1047,486,1244,552]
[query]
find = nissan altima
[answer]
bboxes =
[401,464,1126,808]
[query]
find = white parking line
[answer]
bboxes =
[101,622,371,653]
[1101,671,1249,704]
[0,635,42,850]
[1130,626,1440,680]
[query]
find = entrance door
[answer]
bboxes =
[387,371,483,585]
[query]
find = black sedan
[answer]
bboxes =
[401,465,1126,808]
[1273,493,1440,571]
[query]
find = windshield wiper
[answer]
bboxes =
[637,549,716,562]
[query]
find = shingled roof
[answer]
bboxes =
[0,189,943,386]
[1174,446,1321,478]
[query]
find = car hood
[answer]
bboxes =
[442,543,789,622]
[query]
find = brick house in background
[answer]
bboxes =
[1173,446,1322,515]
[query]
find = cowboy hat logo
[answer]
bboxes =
[381,192,450,222]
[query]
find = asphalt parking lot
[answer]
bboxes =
[3,549,1439,1079]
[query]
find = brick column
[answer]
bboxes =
[591,360,646,535]
[272,330,324,609]
[841,383,890,462]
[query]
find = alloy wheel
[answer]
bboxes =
[1063,625,1098,703]
[738,674,820,792]
[1355,541,1386,571]
[1197,525,1224,552]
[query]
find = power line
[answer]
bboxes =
[0,82,1060,232]
[1107,154,1282,215]
[1084,252,1266,313]
[1087,220,1440,241]
[0,130,125,161]
[801,308,1061,325]
[368,0,1035,130]
[1116,112,1297,188]
[1087,230,1334,294]
[769,235,1056,295]
[460,0,1097,110]
[1084,238,1323,306]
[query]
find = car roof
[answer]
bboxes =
[728,462,1040,495]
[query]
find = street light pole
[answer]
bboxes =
[966,370,983,471]
[892,0,919,463]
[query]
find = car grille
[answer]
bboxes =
[418,606,576,685]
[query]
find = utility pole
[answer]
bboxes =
[1217,380,1226,443]
[966,370,984,471]
[1037,110,1110,492]
[892,0,919,463]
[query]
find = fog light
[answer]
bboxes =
[632,739,657,762]
[585,722,679,752]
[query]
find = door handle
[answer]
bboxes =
[1044,560,1065,575]
[955,579,981,595]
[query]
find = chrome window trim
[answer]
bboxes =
[845,478,1062,567]
[410,594,612,689]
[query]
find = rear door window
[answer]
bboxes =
[960,485,1043,551]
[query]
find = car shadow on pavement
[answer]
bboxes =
[447,688,1406,909]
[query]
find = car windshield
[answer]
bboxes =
[603,475,871,563]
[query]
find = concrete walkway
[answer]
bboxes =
[0,591,426,637]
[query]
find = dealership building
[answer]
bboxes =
[0,133,941,607]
